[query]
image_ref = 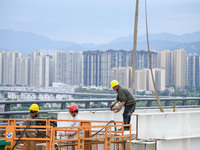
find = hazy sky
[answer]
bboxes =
[0,0,200,44]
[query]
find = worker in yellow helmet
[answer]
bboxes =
[110,80,136,131]
[23,103,39,125]
[22,103,39,150]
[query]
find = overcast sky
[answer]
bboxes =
[0,0,200,44]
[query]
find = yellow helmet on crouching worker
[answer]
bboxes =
[110,80,119,88]
[29,104,39,111]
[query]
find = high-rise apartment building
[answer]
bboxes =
[111,66,165,91]
[101,50,132,87]
[157,50,171,87]
[136,50,158,70]
[83,50,132,87]
[135,69,149,91]
[66,51,82,86]
[0,51,22,86]
[83,50,102,87]
[134,68,165,91]
[53,51,66,83]
[44,56,52,87]
[158,49,187,90]
[149,68,165,91]
[30,51,43,87]
[83,49,158,88]
[16,56,30,86]
[30,51,52,87]
[53,51,82,86]
[171,49,186,90]
[111,67,132,89]
[186,53,200,88]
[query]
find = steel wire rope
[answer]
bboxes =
[145,0,164,112]
[130,0,139,93]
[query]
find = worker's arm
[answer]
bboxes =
[119,101,125,108]
[114,101,125,113]
[110,100,119,109]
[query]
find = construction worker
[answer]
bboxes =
[60,104,81,150]
[67,104,82,139]
[23,103,39,126]
[110,80,136,130]
[22,103,39,150]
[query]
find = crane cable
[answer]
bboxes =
[130,0,164,112]
[145,0,164,112]
[130,0,139,93]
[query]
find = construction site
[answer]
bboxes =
[1,105,200,150]
[0,0,200,149]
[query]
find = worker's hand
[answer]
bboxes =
[114,106,122,113]
[109,104,115,110]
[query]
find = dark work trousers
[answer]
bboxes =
[123,103,136,129]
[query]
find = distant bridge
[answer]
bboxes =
[0,97,200,118]
[0,88,117,99]
[0,88,161,100]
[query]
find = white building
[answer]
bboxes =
[53,51,82,86]
[16,56,30,86]
[135,68,165,91]
[0,51,22,86]
[30,51,52,87]
[158,49,186,90]
[111,67,132,89]
[171,49,186,90]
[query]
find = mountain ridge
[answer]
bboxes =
[0,29,200,55]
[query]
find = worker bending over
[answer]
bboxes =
[110,80,136,130]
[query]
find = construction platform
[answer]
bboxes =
[0,118,131,150]
[1,108,200,150]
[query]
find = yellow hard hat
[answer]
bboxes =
[110,80,119,88]
[29,104,39,111]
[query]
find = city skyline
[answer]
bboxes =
[0,48,199,91]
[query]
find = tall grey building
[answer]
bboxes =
[53,51,66,83]
[136,50,158,70]
[53,51,82,86]
[66,51,82,86]
[0,51,22,86]
[83,50,132,87]
[44,55,52,87]
[83,49,158,88]
[101,50,132,87]
[83,50,103,87]
[186,53,200,88]
[30,51,52,87]
[16,56,30,86]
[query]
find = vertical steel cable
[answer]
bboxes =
[130,0,139,93]
[145,0,164,112]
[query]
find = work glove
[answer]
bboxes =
[109,104,115,110]
[115,106,122,113]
